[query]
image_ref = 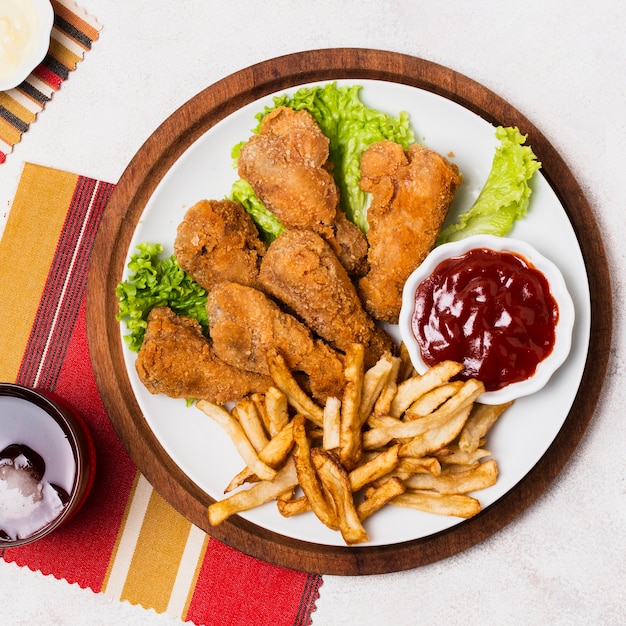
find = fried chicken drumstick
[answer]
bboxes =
[259,229,393,368]
[136,306,272,404]
[206,281,346,402]
[238,106,367,275]
[358,140,462,324]
[174,199,266,291]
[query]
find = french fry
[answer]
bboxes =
[435,444,491,467]
[398,342,416,381]
[224,420,294,493]
[392,490,482,518]
[312,449,369,545]
[359,352,394,424]
[201,342,513,546]
[399,402,473,459]
[197,400,277,481]
[264,386,290,436]
[278,444,400,518]
[362,417,400,450]
[258,420,295,466]
[358,477,406,522]
[372,356,402,417]
[339,343,365,469]
[323,396,341,451]
[277,494,309,518]
[208,457,298,525]
[392,456,441,479]
[250,393,272,437]
[234,398,269,452]
[365,379,484,449]
[458,401,513,452]
[389,360,464,417]
[404,381,464,420]
[292,414,337,529]
[403,458,498,494]
[224,467,257,493]
[267,352,324,426]
[349,444,401,491]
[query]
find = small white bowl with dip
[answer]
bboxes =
[399,234,575,404]
[0,0,54,91]
[0,383,96,547]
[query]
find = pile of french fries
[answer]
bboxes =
[197,344,512,545]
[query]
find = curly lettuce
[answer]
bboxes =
[116,243,208,351]
[233,82,415,233]
[229,179,285,243]
[437,126,541,244]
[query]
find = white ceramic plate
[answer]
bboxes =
[119,79,590,547]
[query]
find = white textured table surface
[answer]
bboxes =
[1,1,624,625]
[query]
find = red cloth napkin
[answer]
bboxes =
[0,163,322,625]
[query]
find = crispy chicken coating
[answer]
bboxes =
[174,199,266,291]
[206,281,346,402]
[238,106,367,275]
[259,229,393,368]
[358,141,462,324]
[136,307,272,404]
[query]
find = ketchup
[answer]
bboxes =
[412,248,559,392]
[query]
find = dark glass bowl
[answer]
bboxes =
[0,383,96,547]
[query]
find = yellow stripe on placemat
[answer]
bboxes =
[0,163,78,381]
[168,524,209,618]
[48,37,83,71]
[0,92,37,125]
[0,116,22,146]
[103,473,209,619]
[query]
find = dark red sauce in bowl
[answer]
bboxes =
[411,247,559,392]
[399,235,575,404]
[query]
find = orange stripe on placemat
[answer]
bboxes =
[0,163,78,381]
[51,0,101,46]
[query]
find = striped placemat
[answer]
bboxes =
[0,163,322,625]
[0,0,101,164]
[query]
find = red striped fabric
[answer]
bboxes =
[1,167,322,625]
[0,1,101,164]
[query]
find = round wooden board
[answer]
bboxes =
[86,49,612,575]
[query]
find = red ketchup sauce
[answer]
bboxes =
[411,248,559,392]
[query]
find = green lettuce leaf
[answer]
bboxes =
[437,126,541,244]
[116,243,208,351]
[235,82,415,233]
[229,178,285,243]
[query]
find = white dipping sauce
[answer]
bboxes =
[0,0,39,80]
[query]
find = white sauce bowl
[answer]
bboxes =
[399,234,575,404]
[0,0,54,91]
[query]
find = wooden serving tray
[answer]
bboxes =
[86,49,612,575]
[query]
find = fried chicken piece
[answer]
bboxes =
[136,307,272,404]
[174,199,266,291]
[206,282,345,402]
[259,229,393,368]
[238,106,367,275]
[358,141,462,323]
